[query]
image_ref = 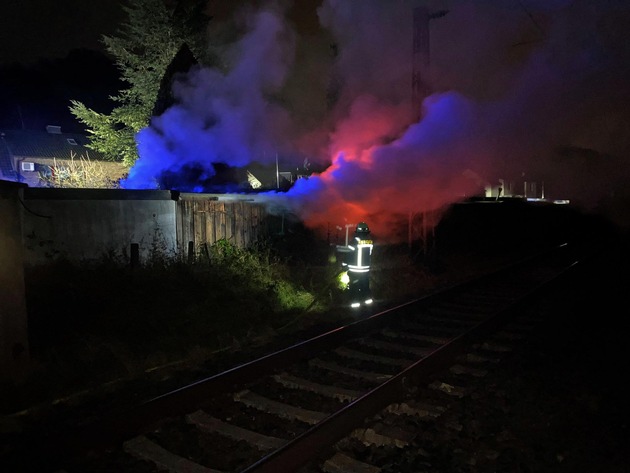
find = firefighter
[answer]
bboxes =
[341,222,374,308]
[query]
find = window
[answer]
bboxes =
[67,138,78,145]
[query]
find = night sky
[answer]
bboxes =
[0,0,124,66]
[2,0,630,240]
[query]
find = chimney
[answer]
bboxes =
[46,125,62,134]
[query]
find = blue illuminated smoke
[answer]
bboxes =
[121,6,296,192]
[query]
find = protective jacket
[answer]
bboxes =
[345,234,373,274]
[339,222,373,307]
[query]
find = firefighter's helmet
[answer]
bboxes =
[355,222,370,235]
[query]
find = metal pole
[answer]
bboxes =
[345,224,353,246]
[409,211,413,249]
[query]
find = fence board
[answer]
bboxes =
[176,196,271,260]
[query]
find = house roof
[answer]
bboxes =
[0,128,106,162]
[0,137,17,178]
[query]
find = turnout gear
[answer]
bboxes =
[339,222,374,307]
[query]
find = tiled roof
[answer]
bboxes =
[0,129,106,161]
[0,136,17,178]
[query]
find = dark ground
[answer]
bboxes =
[442,239,630,473]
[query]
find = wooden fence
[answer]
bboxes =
[176,195,276,260]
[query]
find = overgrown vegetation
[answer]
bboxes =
[38,152,122,188]
[1,234,347,413]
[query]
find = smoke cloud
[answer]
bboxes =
[123,0,630,240]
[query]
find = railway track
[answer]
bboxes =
[2,241,589,472]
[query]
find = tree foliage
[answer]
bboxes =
[70,0,210,165]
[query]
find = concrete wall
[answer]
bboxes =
[21,188,178,266]
[0,181,29,377]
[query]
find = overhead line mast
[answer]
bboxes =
[412,6,448,122]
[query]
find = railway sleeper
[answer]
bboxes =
[321,451,381,473]
[399,320,464,335]
[334,346,413,368]
[350,423,416,448]
[273,373,362,401]
[473,341,512,353]
[422,314,479,325]
[385,400,446,418]
[493,329,528,340]
[309,358,391,383]
[380,328,451,345]
[354,337,433,358]
[428,380,467,398]
[458,352,500,363]
[185,409,285,451]
[449,363,488,377]
[233,389,329,425]
[123,435,223,473]
[430,303,492,317]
